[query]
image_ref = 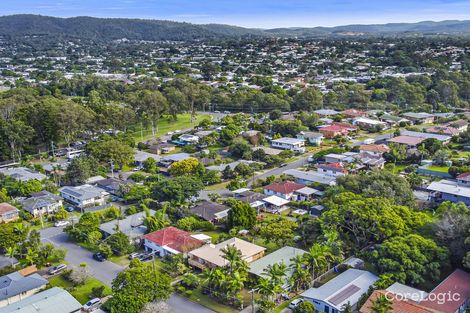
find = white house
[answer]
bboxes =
[143,226,205,257]
[0,272,48,308]
[271,137,305,153]
[59,184,110,208]
[19,191,63,217]
[301,269,378,313]
[297,131,324,146]
[179,134,199,144]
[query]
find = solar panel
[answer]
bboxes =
[328,284,360,306]
[63,189,82,197]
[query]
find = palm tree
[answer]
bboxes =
[23,248,38,266]
[221,245,244,274]
[342,302,353,313]
[289,255,310,292]
[256,277,276,302]
[371,295,392,313]
[5,246,17,267]
[263,262,287,286]
[225,271,247,298]
[303,244,332,285]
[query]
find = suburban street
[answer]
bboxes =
[40,226,124,285]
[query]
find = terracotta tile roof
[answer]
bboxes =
[359,144,390,153]
[420,269,470,313]
[144,226,204,253]
[0,203,18,215]
[360,290,437,313]
[316,162,348,173]
[457,172,470,180]
[320,125,350,132]
[263,181,305,195]
[342,109,367,118]
[426,126,460,136]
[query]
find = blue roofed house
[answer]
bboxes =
[18,191,63,218]
[0,287,81,313]
[0,167,46,182]
[426,179,470,205]
[301,269,378,313]
[0,271,48,308]
[59,184,110,209]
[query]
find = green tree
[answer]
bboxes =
[226,198,256,230]
[107,231,134,255]
[106,259,172,313]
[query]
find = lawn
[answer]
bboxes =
[426,166,449,173]
[204,181,229,191]
[130,114,210,142]
[108,254,131,267]
[182,287,239,313]
[48,275,111,304]
[201,230,225,243]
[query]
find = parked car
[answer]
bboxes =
[54,220,70,227]
[223,111,231,114]
[93,252,106,262]
[128,252,140,260]
[288,299,303,309]
[174,129,181,133]
[138,253,153,262]
[213,110,221,114]
[48,263,67,275]
[280,163,288,167]
[82,298,101,312]
[66,206,75,212]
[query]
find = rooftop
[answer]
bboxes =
[387,135,424,146]
[0,203,18,215]
[0,167,46,182]
[264,181,305,194]
[283,169,337,186]
[249,246,306,278]
[190,201,230,221]
[0,287,81,313]
[427,179,470,198]
[0,272,48,301]
[190,238,265,267]
[144,226,204,253]
[99,210,155,238]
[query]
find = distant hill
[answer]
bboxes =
[1,15,470,41]
[0,15,265,41]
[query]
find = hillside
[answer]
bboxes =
[1,15,470,41]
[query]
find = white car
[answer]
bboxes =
[288,298,304,309]
[174,129,181,133]
[54,220,70,227]
[48,263,67,275]
[166,131,174,135]
[82,298,101,312]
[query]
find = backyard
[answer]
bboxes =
[48,275,112,304]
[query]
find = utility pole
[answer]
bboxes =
[51,141,55,158]
[110,159,114,178]
[140,122,144,142]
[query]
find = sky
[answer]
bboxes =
[3,0,470,28]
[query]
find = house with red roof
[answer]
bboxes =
[316,163,348,176]
[387,135,424,148]
[143,226,205,257]
[0,203,19,223]
[420,269,470,313]
[360,290,436,313]
[263,181,305,200]
[426,126,461,136]
[341,109,367,119]
[457,172,470,187]
[318,122,356,139]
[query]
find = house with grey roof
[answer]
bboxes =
[160,153,191,167]
[18,191,63,217]
[190,201,230,223]
[99,210,155,242]
[301,269,378,313]
[249,246,306,288]
[59,184,110,208]
[283,169,337,186]
[0,287,81,313]
[426,179,470,205]
[0,271,48,308]
[401,112,434,124]
[0,168,46,183]
[400,130,451,143]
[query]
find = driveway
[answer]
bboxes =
[167,294,215,313]
[40,227,124,285]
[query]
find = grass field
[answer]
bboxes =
[130,114,210,142]
[182,287,239,313]
[426,166,449,173]
[204,181,229,191]
[48,275,111,304]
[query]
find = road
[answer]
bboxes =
[40,226,215,312]
[40,226,124,285]
[248,154,310,186]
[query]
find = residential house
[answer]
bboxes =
[159,153,191,167]
[324,152,358,164]
[353,117,387,131]
[0,203,19,223]
[59,184,110,208]
[318,124,350,139]
[0,287,82,313]
[134,150,161,167]
[18,191,62,217]
[420,269,470,313]
[249,246,306,287]
[99,210,155,242]
[283,169,337,186]
[457,172,470,187]
[341,109,367,119]
[400,130,451,144]
[179,134,199,144]
[380,114,410,127]
[0,167,46,182]
[263,181,305,200]
[0,271,48,308]
[236,190,266,210]
[387,135,424,148]
[359,144,390,157]
[316,163,348,177]
[294,186,323,201]
[262,195,290,213]
[271,137,305,153]
[253,146,283,156]
[189,201,230,223]
[426,126,461,136]
[301,269,379,313]
[94,177,130,196]
[402,112,435,124]
[386,282,429,302]
[359,290,435,313]
[143,226,205,257]
[148,143,176,155]
[188,238,265,270]
[297,131,324,146]
[427,179,470,205]
[314,109,340,117]
[447,119,468,132]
